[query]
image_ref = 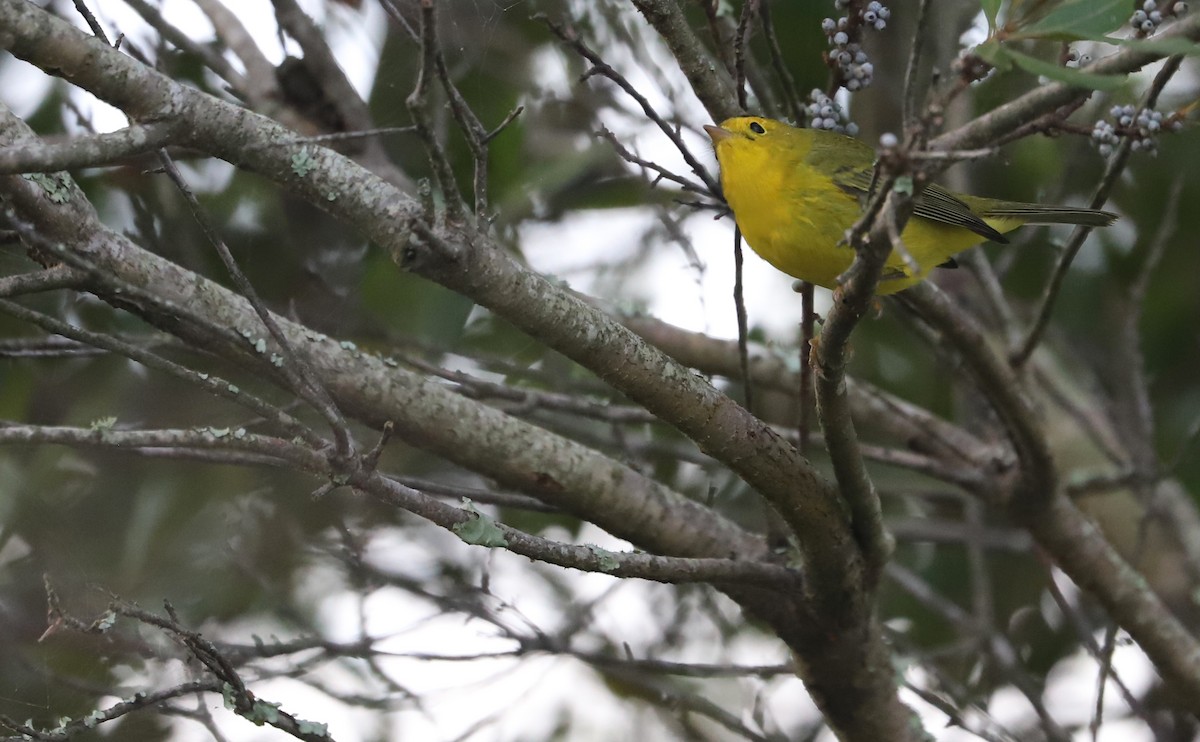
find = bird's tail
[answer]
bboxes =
[977,201,1118,228]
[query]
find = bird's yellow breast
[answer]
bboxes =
[712,121,1001,294]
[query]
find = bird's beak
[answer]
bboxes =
[704,124,731,144]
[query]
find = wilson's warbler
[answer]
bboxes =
[705,117,1117,294]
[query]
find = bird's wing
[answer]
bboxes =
[809,139,1010,244]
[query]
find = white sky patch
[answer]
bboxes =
[528,45,574,98]
[1043,633,1157,727]
[959,8,990,49]
[520,206,830,343]
[0,60,53,117]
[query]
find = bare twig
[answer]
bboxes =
[733,228,753,411]
[1011,57,1182,367]
[0,265,84,296]
[271,0,373,136]
[902,0,935,128]
[757,0,803,122]
[797,281,814,450]
[366,480,797,585]
[540,14,721,196]
[406,0,467,221]
[901,283,1200,711]
[116,601,336,741]
[1111,174,1185,481]
[123,0,248,93]
[0,298,322,446]
[886,563,1071,741]
[595,126,706,193]
[156,151,356,462]
[732,0,758,112]
[70,0,109,44]
[628,0,740,122]
[426,14,522,220]
[193,0,277,102]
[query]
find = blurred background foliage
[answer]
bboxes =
[1,0,1199,739]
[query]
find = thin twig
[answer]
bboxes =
[899,283,1055,501]
[798,281,814,452]
[1011,55,1183,366]
[115,601,335,741]
[540,15,721,195]
[733,227,752,412]
[0,265,84,296]
[430,18,494,220]
[482,105,524,145]
[0,298,322,446]
[902,0,934,128]
[733,0,758,112]
[886,563,1072,741]
[1113,174,1185,480]
[757,0,803,122]
[271,0,376,137]
[1034,557,1150,729]
[71,0,109,43]
[123,0,247,93]
[155,151,355,462]
[407,0,466,221]
[595,126,707,193]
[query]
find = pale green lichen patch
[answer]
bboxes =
[23,172,73,203]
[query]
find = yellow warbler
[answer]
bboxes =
[705,117,1117,294]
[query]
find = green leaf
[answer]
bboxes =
[974,39,1013,72]
[981,0,1002,33]
[976,42,1125,90]
[1001,46,1126,90]
[1011,0,1127,41]
[1103,36,1200,55]
[452,499,509,547]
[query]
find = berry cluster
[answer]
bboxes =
[1091,105,1183,157]
[806,89,859,136]
[821,1,890,91]
[1130,0,1188,36]
[855,0,890,31]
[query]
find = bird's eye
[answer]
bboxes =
[749,121,765,134]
